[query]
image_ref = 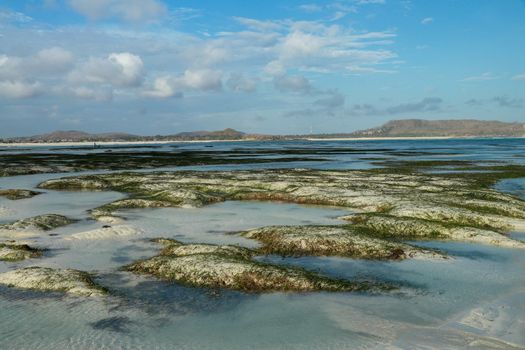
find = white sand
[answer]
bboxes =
[0,205,14,217]
[2,136,523,148]
[65,225,142,240]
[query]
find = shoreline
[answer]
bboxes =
[1,136,524,147]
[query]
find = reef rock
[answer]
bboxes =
[0,267,106,297]
[126,239,380,293]
[239,225,446,260]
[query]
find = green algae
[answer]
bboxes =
[125,238,387,293]
[0,214,76,232]
[0,267,107,297]
[38,166,525,250]
[0,243,44,261]
[0,189,42,200]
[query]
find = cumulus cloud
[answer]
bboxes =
[144,69,223,98]
[269,23,396,76]
[0,47,74,80]
[143,76,180,98]
[0,80,41,99]
[274,75,311,93]
[421,17,434,25]
[69,52,144,87]
[36,47,74,68]
[182,69,223,91]
[68,0,167,22]
[226,73,257,92]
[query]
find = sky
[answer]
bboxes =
[0,0,524,137]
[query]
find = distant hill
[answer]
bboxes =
[14,130,140,142]
[349,119,525,138]
[6,128,249,143]
[164,128,246,141]
[303,119,525,139]
[3,120,525,143]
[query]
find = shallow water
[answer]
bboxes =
[1,139,525,349]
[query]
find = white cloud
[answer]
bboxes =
[421,17,434,25]
[299,4,323,12]
[143,76,181,98]
[512,73,525,81]
[182,69,223,91]
[0,47,74,80]
[462,72,497,82]
[0,80,41,99]
[264,60,286,76]
[36,47,74,66]
[233,17,283,31]
[69,52,144,87]
[68,0,166,22]
[144,69,223,98]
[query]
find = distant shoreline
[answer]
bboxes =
[1,135,524,147]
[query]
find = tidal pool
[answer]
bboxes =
[1,193,524,349]
[1,139,525,349]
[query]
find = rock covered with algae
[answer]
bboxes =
[0,214,75,232]
[0,242,44,261]
[126,239,383,293]
[343,214,525,248]
[0,267,106,297]
[38,169,525,248]
[238,225,446,260]
[0,189,42,200]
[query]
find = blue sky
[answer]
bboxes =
[0,0,524,136]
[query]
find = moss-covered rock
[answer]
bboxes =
[38,168,525,247]
[0,242,44,261]
[0,267,106,297]
[0,189,42,200]
[126,239,382,293]
[344,214,525,248]
[0,214,75,232]
[239,225,445,260]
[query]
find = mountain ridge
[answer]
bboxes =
[3,120,525,143]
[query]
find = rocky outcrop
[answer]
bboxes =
[38,169,525,249]
[0,242,44,261]
[126,239,382,293]
[0,267,106,297]
[344,214,525,248]
[0,189,42,200]
[0,214,75,232]
[239,225,446,260]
